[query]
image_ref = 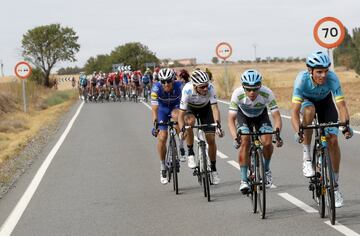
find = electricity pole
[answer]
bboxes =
[0,59,4,77]
[252,43,258,62]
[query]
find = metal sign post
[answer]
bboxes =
[14,61,32,113]
[216,42,232,96]
[313,16,345,71]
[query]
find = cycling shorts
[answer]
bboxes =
[301,93,339,135]
[158,105,180,131]
[185,102,215,133]
[236,107,272,134]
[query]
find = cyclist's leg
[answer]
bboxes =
[236,109,251,188]
[256,109,274,171]
[301,101,316,174]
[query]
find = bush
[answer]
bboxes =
[215,71,236,98]
[44,90,74,107]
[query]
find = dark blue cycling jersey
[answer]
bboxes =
[151,81,182,130]
[151,81,182,107]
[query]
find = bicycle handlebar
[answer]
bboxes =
[184,123,218,130]
[299,121,349,133]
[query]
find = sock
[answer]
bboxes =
[211,161,217,171]
[264,158,271,172]
[303,144,311,161]
[334,172,339,187]
[160,160,166,170]
[179,139,184,150]
[240,166,248,182]
[187,145,194,155]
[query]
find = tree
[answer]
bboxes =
[109,42,159,72]
[211,57,219,64]
[21,24,80,87]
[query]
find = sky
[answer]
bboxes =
[0,0,359,75]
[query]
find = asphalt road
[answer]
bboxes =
[0,99,359,236]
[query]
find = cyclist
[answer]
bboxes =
[153,67,160,83]
[141,73,151,100]
[178,69,190,86]
[78,72,88,100]
[178,69,224,185]
[291,51,353,208]
[151,68,183,184]
[228,69,283,193]
[205,68,213,81]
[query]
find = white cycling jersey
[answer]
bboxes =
[180,82,217,110]
[229,85,278,117]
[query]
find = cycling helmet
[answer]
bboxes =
[306,51,331,68]
[191,70,209,86]
[240,69,262,87]
[158,68,175,81]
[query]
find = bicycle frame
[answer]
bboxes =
[300,120,347,225]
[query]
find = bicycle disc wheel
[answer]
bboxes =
[257,150,266,219]
[250,153,258,213]
[324,150,336,225]
[170,138,179,194]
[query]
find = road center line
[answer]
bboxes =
[278,192,317,213]
[324,220,360,236]
[0,102,84,236]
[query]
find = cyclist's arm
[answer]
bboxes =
[271,110,282,132]
[178,109,186,130]
[228,112,237,140]
[336,100,350,123]
[151,104,159,124]
[291,102,301,133]
[211,103,221,124]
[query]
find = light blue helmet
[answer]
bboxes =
[240,69,262,87]
[306,51,331,68]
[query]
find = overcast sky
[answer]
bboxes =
[0,0,359,75]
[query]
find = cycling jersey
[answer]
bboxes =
[292,70,344,104]
[151,81,182,130]
[180,82,217,110]
[79,75,88,87]
[142,75,150,84]
[151,81,182,107]
[229,85,278,117]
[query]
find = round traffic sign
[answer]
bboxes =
[14,61,32,79]
[313,17,345,49]
[216,42,232,60]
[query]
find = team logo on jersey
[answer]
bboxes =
[254,102,263,108]
[151,92,158,100]
[184,89,192,95]
[152,86,159,92]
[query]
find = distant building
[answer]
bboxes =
[160,58,197,67]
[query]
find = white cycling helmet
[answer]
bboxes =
[158,68,175,81]
[240,69,262,87]
[191,70,209,86]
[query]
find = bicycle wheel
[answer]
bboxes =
[257,149,266,219]
[201,144,210,202]
[249,152,258,213]
[324,149,336,225]
[170,137,179,194]
[165,146,171,184]
[315,150,326,218]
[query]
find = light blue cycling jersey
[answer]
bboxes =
[292,70,344,104]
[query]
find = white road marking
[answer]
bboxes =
[0,102,85,236]
[227,160,240,170]
[325,221,360,236]
[217,150,229,159]
[278,192,317,213]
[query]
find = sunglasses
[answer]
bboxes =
[197,84,208,89]
[243,86,260,92]
[161,79,173,84]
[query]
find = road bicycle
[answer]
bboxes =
[185,118,217,202]
[299,118,348,225]
[237,128,281,219]
[157,120,180,194]
[143,83,151,103]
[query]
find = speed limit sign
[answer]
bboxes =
[313,17,345,48]
[216,42,232,60]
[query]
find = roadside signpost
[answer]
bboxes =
[216,42,233,96]
[14,61,32,113]
[313,16,345,71]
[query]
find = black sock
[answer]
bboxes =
[187,145,194,155]
[211,161,217,172]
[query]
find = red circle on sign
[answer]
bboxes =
[216,42,232,60]
[313,16,345,49]
[14,61,32,79]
